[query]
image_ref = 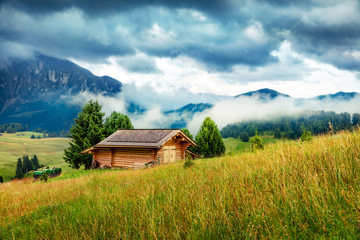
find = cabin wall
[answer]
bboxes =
[93,148,157,169]
[112,148,155,169]
[93,148,112,167]
[158,139,190,165]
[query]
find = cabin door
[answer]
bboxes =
[163,146,176,163]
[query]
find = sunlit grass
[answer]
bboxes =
[0,130,359,239]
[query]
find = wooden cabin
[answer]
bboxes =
[82,129,197,169]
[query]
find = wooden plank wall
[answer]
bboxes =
[93,149,112,167]
[112,148,153,169]
[158,139,190,165]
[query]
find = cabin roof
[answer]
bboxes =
[82,129,197,153]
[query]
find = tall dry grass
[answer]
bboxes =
[0,130,359,239]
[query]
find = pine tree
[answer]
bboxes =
[274,128,281,139]
[64,100,105,169]
[15,158,24,179]
[0,176,3,183]
[104,111,134,137]
[22,155,32,173]
[195,117,225,158]
[353,113,360,126]
[31,154,40,170]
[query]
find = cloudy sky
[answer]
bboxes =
[1,0,360,98]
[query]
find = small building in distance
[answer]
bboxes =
[82,129,197,169]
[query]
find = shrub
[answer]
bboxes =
[300,130,313,142]
[183,155,195,169]
[251,135,264,151]
[40,172,48,182]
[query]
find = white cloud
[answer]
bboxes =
[244,22,268,44]
[72,40,360,99]
[187,95,360,134]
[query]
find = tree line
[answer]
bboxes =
[0,123,68,137]
[14,154,43,179]
[221,111,360,140]
[0,123,28,133]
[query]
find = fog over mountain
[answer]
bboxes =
[0,53,359,133]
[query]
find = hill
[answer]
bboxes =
[0,130,359,238]
[0,132,70,181]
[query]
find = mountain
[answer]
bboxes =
[164,103,213,129]
[314,91,359,101]
[164,103,213,115]
[0,53,122,131]
[235,88,290,101]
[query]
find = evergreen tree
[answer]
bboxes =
[240,132,250,142]
[15,158,24,179]
[64,100,105,169]
[0,176,3,183]
[353,113,360,126]
[274,128,281,139]
[195,117,225,158]
[31,154,40,170]
[104,111,134,137]
[22,155,32,173]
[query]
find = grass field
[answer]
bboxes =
[223,135,280,155]
[0,130,359,239]
[0,132,71,182]
[0,133,273,182]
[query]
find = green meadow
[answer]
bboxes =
[223,135,279,155]
[0,130,359,239]
[0,132,71,181]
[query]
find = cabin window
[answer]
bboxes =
[163,146,176,163]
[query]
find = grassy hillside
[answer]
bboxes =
[0,130,359,239]
[0,132,70,181]
[223,135,279,154]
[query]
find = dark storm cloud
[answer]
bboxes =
[1,0,230,16]
[289,23,360,71]
[117,54,161,74]
[0,0,359,72]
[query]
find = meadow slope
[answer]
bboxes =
[0,132,70,181]
[0,130,359,239]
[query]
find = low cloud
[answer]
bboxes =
[60,88,360,138]
[186,95,360,135]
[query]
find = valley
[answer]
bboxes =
[0,132,71,181]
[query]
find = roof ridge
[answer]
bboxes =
[115,129,180,130]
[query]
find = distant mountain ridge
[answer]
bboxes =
[235,88,290,100]
[0,53,122,131]
[164,103,213,114]
[314,91,359,101]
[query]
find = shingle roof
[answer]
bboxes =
[88,129,197,149]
